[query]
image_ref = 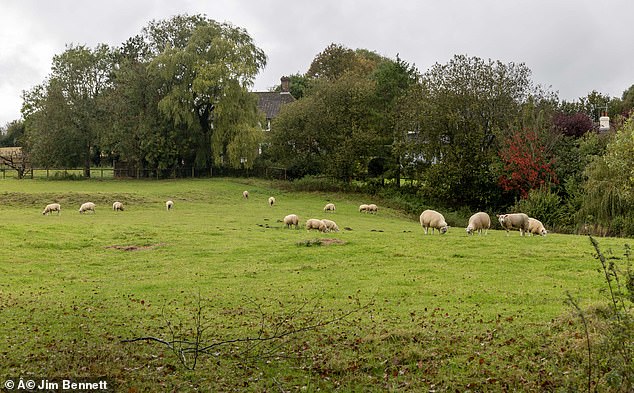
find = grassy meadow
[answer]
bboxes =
[0,178,630,391]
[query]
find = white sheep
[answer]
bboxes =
[306,218,327,232]
[419,209,448,234]
[367,204,378,214]
[466,212,491,235]
[321,218,339,232]
[359,204,369,213]
[112,201,124,211]
[243,190,249,199]
[497,213,529,236]
[166,200,174,211]
[527,217,548,236]
[268,196,276,207]
[323,203,336,212]
[42,203,61,215]
[283,214,299,229]
[79,202,96,214]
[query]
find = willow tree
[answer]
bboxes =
[149,16,267,171]
[580,117,634,235]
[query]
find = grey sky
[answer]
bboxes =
[1,0,633,126]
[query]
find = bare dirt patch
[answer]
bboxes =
[105,243,165,251]
[296,238,346,247]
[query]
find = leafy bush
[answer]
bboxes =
[513,186,563,230]
[609,215,634,238]
[282,175,354,193]
[50,171,86,181]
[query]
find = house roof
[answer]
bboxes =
[254,91,295,119]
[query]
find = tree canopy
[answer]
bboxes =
[13,23,634,236]
[21,14,267,177]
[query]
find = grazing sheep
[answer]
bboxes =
[359,204,369,213]
[268,196,276,207]
[367,204,378,214]
[466,212,491,235]
[419,209,448,234]
[527,217,548,236]
[321,218,340,232]
[42,203,61,215]
[166,200,174,211]
[283,214,299,229]
[306,218,327,232]
[112,201,124,211]
[497,213,530,236]
[79,202,96,214]
[323,203,336,212]
[243,190,249,199]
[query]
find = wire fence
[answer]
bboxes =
[0,166,289,180]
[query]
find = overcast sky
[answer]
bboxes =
[1,0,633,126]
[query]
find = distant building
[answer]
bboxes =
[254,76,296,131]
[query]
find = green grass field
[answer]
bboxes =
[0,178,630,391]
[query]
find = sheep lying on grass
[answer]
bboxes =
[268,196,276,207]
[497,213,529,236]
[283,214,299,229]
[79,202,96,214]
[42,203,61,215]
[166,200,174,211]
[306,218,327,232]
[112,201,124,211]
[527,217,548,236]
[321,218,339,232]
[466,212,490,235]
[323,203,336,212]
[419,209,448,234]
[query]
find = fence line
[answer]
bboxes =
[0,166,288,180]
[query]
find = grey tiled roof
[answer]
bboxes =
[255,91,296,119]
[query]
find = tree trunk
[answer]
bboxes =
[395,155,401,187]
[84,144,91,178]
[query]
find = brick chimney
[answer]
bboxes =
[280,76,290,93]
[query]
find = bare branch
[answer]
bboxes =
[122,295,373,370]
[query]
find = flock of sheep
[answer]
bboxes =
[419,209,547,236]
[277,195,547,237]
[41,190,548,237]
[41,199,175,215]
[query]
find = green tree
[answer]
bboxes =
[580,118,634,235]
[267,97,324,178]
[0,120,25,147]
[372,55,420,184]
[306,43,386,81]
[269,74,381,181]
[416,55,535,208]
[149,16,266,170]
[271,73,311,99]
[102,35,180,176]
[621,84,634,116]
[22,44,114,177]
[23,79,84,169]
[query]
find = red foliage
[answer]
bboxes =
[498,129,558,199]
